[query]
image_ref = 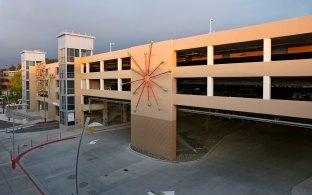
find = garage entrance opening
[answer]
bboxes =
[83,96,130,127]
[176,106,312,162]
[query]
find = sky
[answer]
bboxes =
[0,0,311,68]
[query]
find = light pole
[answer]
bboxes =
[75,117,90,195]
[0,98,3,114]
[10,103,28,169]
[209,18,214,33]
[43,95,46,123]
[109,42,115,52]
[75,117,103,195]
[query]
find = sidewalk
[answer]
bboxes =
[0,118,81,195]
[0,113,25,124]
[0,134,40,194]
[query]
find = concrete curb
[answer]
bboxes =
[15,136,76,195]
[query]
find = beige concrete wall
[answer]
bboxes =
[57,33,94,50]
[89,79,100,89]
[29,66,38,111]
[46,63,59,121]
[174,15,312,51]
[174,59,312,77]
[131,115,176,160]
[174,94,312,119]
[130,41,177,160]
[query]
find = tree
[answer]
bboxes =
[46,58,58,64]
[9,70,22,97]
[8,65,17,71]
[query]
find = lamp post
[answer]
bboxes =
[75,117,103,195]
[75,117,90,195]
[209,18,214,33]
[0,98,3,114]
[10,103,28,169]
[43,95,46,123]
[109,42,115,52]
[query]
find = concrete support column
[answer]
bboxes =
[207,77,214,96]
[263,76,271,100]
[100,79,104,90]
[102,103,108,126]
[100,61,104,72]
[118,78,122,91]
[205,116,210,132]
[81,64,84,73]
[207,45,214,65]
[86,63,90,73]
[122,104,128,123]
[80,80,84,89]
[264,38,271,62]
[86,79,90,90]
[81,96,84,104]
[118,58,122,71]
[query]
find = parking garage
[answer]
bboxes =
[82,96,131,127]
[176,106,312,161]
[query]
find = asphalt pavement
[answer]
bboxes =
[13,122,312,195]
[0,122,81,195]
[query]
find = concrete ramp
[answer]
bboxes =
[292,178,312,195]
[198,123,312,195]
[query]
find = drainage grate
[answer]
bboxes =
[88,190,97,195]
[67,174,76,180]
[79,182,88,188]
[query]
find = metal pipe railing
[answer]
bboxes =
[177,108,312,129]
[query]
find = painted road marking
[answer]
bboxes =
[147,191,175,195]
[88,139,99,145]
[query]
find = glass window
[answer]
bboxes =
[67,96,75,104]
[26,61,35,69]
[67,64,74,78]
[61,95,66,104]
[81,49,91,57]
[75,49,80,57]
[67,80,74,88]
[59,48,66,63]
[67,80,75,94]
[67,48,80,62]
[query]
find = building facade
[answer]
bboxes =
[21,50,46,109]
[0,70,18,96]
[28,62,59,121]
[74,15,312,160]
[57,32,94,129]
[25,15,312,160]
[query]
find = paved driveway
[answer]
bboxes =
[19,123,312,195]
[0,120,18,129]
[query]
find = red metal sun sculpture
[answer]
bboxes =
[122,41,171,112]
